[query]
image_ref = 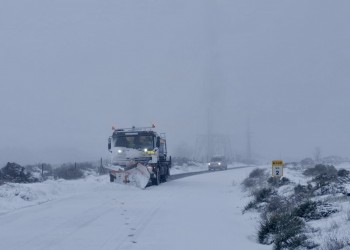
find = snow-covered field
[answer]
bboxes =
[286,163,350,248]
[1,163,349,250]
[242,162,350,249]
[0,164,267,250]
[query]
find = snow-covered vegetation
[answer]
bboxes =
[2,158,350,249]
[242,160,350,250]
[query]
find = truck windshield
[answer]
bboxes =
[114,135,154,150]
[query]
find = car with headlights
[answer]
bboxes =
[208,156,227,171]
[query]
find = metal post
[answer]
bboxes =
[41,163,44,181]
[100,157,103,175]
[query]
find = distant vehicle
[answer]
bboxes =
[208,156,227,171]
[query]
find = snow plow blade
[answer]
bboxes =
[106,164,151,189]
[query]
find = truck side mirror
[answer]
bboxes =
[156,137,160,148]
[108,137,112,152]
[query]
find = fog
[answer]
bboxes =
[1,0,349,166]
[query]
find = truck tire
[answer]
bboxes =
[161,171,167,183]
[152,171,160,186]
[110,174,115,182]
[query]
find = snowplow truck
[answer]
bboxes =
[105,125,171,189]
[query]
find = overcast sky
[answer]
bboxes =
[1,0,349,166]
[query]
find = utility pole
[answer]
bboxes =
[246,118,252,164]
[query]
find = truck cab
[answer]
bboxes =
[107,126,171,186]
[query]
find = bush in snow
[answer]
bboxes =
[242,163,347,249]
[25,163,53,180]
[243,187,276,212]
[53,164,84,180]
[0,162,39,183]
[258,212,309,250]
[249,168,266,178]
[292,200,318,221]
[293,184,314,201]
[337,168,350,178]
[254,187,275,203]
[267,176,290,187]
[263,195,294,217]
[303,164,337,177]
[241,168,268,191]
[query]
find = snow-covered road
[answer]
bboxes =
[0,167,269,250]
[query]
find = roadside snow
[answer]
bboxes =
[6,163,349,249]
[0,165,267,250]
[0,175,107,214]
[242,162,350,249]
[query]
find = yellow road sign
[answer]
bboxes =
[272,166,283,177]
[272,160,284,177]
[272,160,284,166]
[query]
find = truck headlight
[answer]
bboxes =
[117,149,122,153]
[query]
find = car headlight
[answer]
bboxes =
[208,163,211,166]
[218,162,221,165]
[117,149,122,153]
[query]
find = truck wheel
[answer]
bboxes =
[152,171,160,186]
[110,174,115,182]
[161,172,167,183]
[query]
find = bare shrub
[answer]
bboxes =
[241,168,268,191]
[292,200,318,221]
[258,212,308,250]
[312,176,345,196]
[0,162,39,183]
[303,164,337,177]
[254,187,275,203]
[25,163,53,180]
[337,168,350,177]
[241,178,257,190]
[243,188,275,212]
[267,176,290,187]
[293,184,313,201]
[249,168,266,178]
[266,195,292,214]
[243,200,256,212]
[292,200,338,221]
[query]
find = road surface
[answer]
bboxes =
[0,166,269,250]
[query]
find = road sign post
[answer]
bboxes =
[272,160,284,178]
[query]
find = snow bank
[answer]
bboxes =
[0,174,108,214]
